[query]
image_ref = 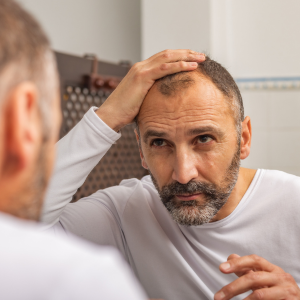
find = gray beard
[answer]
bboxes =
[149,144,241,226]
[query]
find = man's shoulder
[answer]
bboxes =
[0,213,145,300]
[259,169,300,199]
[262,169,300,186]
[0,213,130,278]
[0,212,118,258]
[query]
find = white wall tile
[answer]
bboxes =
[272,167,300,177]
[242,90,269,129]
[269,90,300,129]
[241,129,270,169]
[269,129,300,168]
[241,89,300,177]
[18,0,141,63]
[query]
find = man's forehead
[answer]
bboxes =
[138,74,231,128]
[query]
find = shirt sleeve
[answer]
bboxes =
[41,107,130,257]
[42,106,121,226]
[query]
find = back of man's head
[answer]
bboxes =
[0,0,61,221]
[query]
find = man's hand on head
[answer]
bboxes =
[214,254,300,300]
[96,49,205,132]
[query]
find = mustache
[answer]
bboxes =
[159,180,219,200]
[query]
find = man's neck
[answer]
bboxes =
[210,167,257,222]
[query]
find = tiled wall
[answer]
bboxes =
[239,82,300,176]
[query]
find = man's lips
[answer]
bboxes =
[175,193,203,201]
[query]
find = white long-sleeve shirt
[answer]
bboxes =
[43,107,300,300]
[0,212,146,300]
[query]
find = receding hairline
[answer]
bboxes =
[151,60,244,128]
[136,74,236,135]
[147,70,235,114]
[155,67,233,99]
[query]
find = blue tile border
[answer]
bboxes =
[235,77,300,90]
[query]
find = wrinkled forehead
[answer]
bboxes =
[137,74,235,136]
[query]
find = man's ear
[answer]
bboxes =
[240,116,252,160]
[134,128,148,170]
[2,82,41,177]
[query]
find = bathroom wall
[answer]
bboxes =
[210,0,300,174]
[18,0,300,175]
[241,87,300,175]
[17,0,141,63]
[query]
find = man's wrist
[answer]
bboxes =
[95,105,125,133]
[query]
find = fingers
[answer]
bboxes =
[214,272,286,300]
[145,49,205,64]
[245,286,299,300]
[216,255,300,300]
[227,253,240,261]
[129,59,201,86]
[227,254,254,277]
[150,60,199,80]
[128,49,205,85]
[219,254,284,275]
[146,49,205,79]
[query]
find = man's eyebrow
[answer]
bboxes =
[187,126,225,137]
[142,126,225,143]
[143,130,167,144]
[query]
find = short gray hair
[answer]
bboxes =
[0,0,59,136]
[155,56,244,134]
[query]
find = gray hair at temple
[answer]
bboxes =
[0,0,59,137]
[136,56,244,141]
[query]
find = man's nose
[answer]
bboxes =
[171,149,198,184]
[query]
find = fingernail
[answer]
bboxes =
[190,62,198,66]
[215,291,226,300]
[198,53,205,58]
[221,262,231,271]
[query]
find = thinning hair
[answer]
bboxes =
[0,0,58,135]
[154,56,244,132]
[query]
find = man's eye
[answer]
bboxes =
[197,135,213,144]
[152,139,166,147]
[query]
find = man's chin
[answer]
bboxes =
[164,200,218,226]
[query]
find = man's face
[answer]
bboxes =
[137,74,241,226]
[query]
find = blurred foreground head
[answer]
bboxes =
[0,0,61,220]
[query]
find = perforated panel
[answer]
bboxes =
[56,52,147,202]
[61,86,109,137]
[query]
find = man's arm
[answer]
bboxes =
[42,107,120,227]
[43,109,131,258]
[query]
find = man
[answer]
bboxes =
[43,52,300,300]
[43,51,300,299]
[0,0,200,298]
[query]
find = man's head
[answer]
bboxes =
[135,56,251,226]
[0,0,61,220]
